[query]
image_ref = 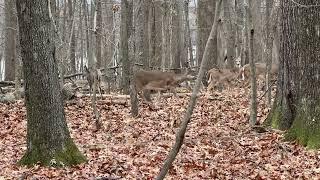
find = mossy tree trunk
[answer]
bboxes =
[16,0,86,166]
[266,0,320,149]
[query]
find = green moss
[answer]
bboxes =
[264,104,282,129]
[54,139,87,166]
[266,97,320,149]
[284,100,320,149]
[19,138,87,167]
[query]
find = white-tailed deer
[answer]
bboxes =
[207,68,238,91]
[239,62,279,81]
[84,66,103,97]
[133,69,195,102]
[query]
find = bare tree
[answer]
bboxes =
[16,0,86,166]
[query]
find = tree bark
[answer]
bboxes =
[267,0,320,148]
[223,0,235,68]
[16,0,86,166]
[184,0,194,68]
[161,1,169,71]
[68,0,76,73]
[4,0,17,81]
[170,0,184,73]
[121,0,130,94]
[143,0,150,70]
[149,1,157,68]
[79,0,84,73]
[251,0,262,63]
[197,0,217,86]
[95,0,102,68]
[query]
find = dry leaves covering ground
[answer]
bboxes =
[1,87,320,179]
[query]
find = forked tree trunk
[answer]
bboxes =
[16,0,86,166]
[267,0,320,148]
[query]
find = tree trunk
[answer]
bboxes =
[60,0,68,83]
[143,0,150,70]
[247,0,257,126]
[79,0,84,73]
[223,0,235,68]
[95,0,102,68]
[16,0,86,166]
[171,0,184,73]
[88,2,95,68]
[149,2,157,68]
[267,0,320,149]
[242,0,249,66]
[251,0,262,63]
[161,1,169,71]
[104,0,115,71]
[265,0,277,106]
[68,0,76,74]
[121,0,130,94]
[184,0,194,68]
[4,0,17,81]
[14,30,22,99]
[197,0,217,86]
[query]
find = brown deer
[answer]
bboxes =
[239,62,279,81]
[238,62,279,89]
[207,68,238,91]
[83,66,103,97]
[133,69,195,102]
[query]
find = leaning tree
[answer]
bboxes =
[16,0,86,166]
[267,0,320,148]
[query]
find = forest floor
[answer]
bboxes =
[1,87,320,180]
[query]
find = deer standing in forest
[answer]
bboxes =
[133,69,195,102]
[84,66,103,97]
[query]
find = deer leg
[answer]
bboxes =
[97,82,103,98]
[142,89,152,102]
[89,86,92,97]
[170,87,177,98]
[156,91,161,101]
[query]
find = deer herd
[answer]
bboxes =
[84,62,279,104]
